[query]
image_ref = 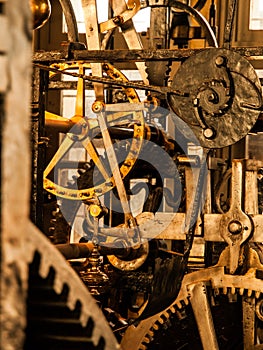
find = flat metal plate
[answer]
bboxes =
[168,48,262,148]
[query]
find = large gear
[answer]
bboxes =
[121,248,263,349]
[22,223,120,350]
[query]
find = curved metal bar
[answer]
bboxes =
[58,0,79,42]
[169,0,218,47]
[193,0,207,11]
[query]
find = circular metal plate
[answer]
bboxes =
[168,48,262,148]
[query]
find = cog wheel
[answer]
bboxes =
[22,223,120,350]
[121,249,263,350]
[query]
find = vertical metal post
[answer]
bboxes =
[242,296,256,349]
[30,67,47,230]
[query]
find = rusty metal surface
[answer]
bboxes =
[58,0,79,42]
[111,0,149,84]
[168,48,262,148]
[169,0,218,47]
[31,67,47,229]
[32,47,263,63]
[24,223,121,350]
[222,0,237,49]
[190,282,219,350]
[121,262,263,349]
[204,159,263,246]
[27,1,263,349]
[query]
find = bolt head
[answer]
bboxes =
[228,220,243,235]
[215,55,226,67]
[92,101,105,113]
[193,98,199,107]
[203,128,215,139]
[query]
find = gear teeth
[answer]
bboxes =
[239,288,245,296]
[162,311,170,320]
[152,323,159,331]
[256,291,261,299]
[147,330,154,338]
[214,287,220,296]
[139,345,147,350]
[247,289,253,297]
[157,316,164,325]
[184,298,189,306]
[159,314,167,324]
[142,336,151,344]
[175,300,183,309]
[164,60,173,86]
[170,306,176,313]
[134,271,263,350]
[53,275,64,295]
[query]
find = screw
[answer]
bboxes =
[215,55,226,67]
[203,128,215,139]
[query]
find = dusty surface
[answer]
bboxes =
[1,1,32,349]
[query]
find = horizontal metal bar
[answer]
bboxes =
[33,47,263,63]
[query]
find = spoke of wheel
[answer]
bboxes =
[97,111,137,229]
[44,135,75,178]
[190,282,219,350]
[76,64,110,181]
[81,137,110,181]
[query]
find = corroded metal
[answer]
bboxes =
[204,160,263,245]
[111,0,149,85]
[32,47,263,63]
[44,63,145,201]
[219,160,252,274]
[121,261,263,349]
[31,67,46,229]
[58,0,79,42]
[100,0,141,33]
[168,48,262,148]
[223,0,237,49]
[169,0,218,47]
[34,62,188,96]
[28,1,263,349]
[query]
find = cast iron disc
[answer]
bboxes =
[168,48,262,148]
